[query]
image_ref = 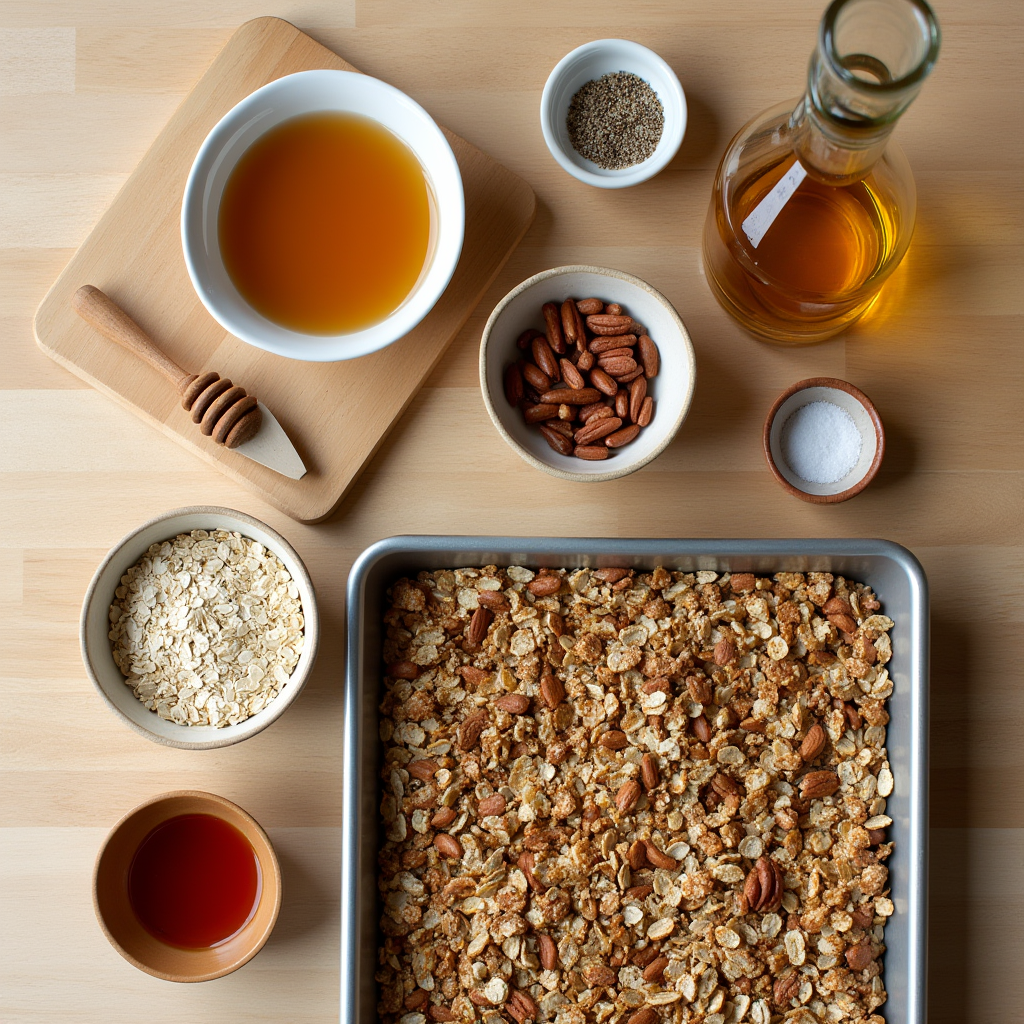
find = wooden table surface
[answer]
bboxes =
[1,1,1020,1021]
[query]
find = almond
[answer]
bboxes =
[538,933,558,970]
[614,366,644,384]
[458,665,490,684]
[428,1007,457,1021]
[580,401,613,423]
[538,387,602,406]
[458,710,488,750]
[586,313,634,335]
[828,612,858,635]
[589,367,618,397]
[405,989,429,1010]
[637,334,659,378]
[494,693,530,715]
[431,806,456,827]
[627,839,648,869]
[615,390,629,418]
[547,611,565,636]
[594,568,630,583]
[823,597,854,617]
[386,660,420,679]
[407,758,439,781]
[640,753,659,791]
[467,606,492,645]
[576,297,603,315]
[518,851,546,893]
[605,424,640,448]
[542,301,566,354]
[528,575,561,596]
[845,941,876,971]
[540,424,573,455]
[625,884,653,899]
[629,376,647,423]
[577,349,595,371]
[632,946,660,967]
[799,723,827,761]
[867,828,886,845]
[590,333,638,353]
[478,793,507,816]
[521,362,551,393]
[636,395,654,427]
[714,638,737,665]
[599,729,628,749]
[642,956,669,983]
[523,403,559,423]
[517,328,542,350]
[434,834,462,859]
[800,769,840,799]
[643,840,677,870]
[560,298,585,347]
[615,779,642,815]
[597,356,637,377]
[605,303,623,315]
[627,1009,659,1024]
[560,358,585,390]
[692,713,712,743]
[476,590,510,612]
[740,717,766,732]
[531,336,560,380]
[851,904,875,928]
[503,363,524,407]
[540,666,565,708]
[574,415,623,445]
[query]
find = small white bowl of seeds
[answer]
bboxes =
[81,506,319,749]
[540,38,686,188]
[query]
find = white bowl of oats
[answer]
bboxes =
[81,506,319,749]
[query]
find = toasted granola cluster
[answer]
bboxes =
[377,567,895,1024]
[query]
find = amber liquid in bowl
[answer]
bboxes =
[128,813,262,948]
[218,111,431,335]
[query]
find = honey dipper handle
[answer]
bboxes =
[72,285,193,393]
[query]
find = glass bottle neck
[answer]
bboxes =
[791,0,940,185]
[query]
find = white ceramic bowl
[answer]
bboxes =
[81,506,319,749]
[540,39,686,188]
[181,70,464,362]
[480,265,696,482]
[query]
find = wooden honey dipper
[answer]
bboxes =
[72,285,262,448]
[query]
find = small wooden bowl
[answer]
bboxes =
[93,791,281,982]
[763,377,885,504]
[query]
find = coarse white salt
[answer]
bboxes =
[780,400,862,484]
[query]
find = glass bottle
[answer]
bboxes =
[702,0,940,344]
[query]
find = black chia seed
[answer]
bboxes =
[566,71,665,170]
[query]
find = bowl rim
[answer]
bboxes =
[539,38,687,189]
[762,377,886,503]
[479,264,696,482]
[79,505,320,749]
[180,68,465,362]
[92,789,282,982]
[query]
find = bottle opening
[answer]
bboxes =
[824,0,940,93]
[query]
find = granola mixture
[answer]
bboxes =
[108,530,305,727]
[377,567,895,1024]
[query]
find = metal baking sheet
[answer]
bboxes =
[343,537,928,1024]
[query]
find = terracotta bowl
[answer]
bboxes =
[93,791,281,982]
[763,377,885,503]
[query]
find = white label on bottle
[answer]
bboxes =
[741,160,808,249]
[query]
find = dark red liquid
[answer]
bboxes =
[128,813,262,949]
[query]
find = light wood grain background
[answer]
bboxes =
[1,1,1021,1021]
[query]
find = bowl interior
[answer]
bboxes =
[94,792,281,981]
[181,69,464,362]
[768,386,879,497]
[541,40,686,186]
[82,508,318,749]
[481,267,695,481]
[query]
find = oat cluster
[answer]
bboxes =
[377,566,896,1024]
[108,530,305,728]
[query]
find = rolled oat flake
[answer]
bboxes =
[566,71,664,169]
[781,400,863,484]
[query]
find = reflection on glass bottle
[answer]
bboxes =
[703,0,940,344]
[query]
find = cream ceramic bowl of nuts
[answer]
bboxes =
[479,265,696,482]
[80,506,319,749]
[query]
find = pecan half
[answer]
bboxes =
[434,834,462,859]
[800,770,841,799]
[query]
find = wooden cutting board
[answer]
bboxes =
[33,17,536,523]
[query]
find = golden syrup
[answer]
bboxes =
[705,155,900,342]
[218,112,431,335]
